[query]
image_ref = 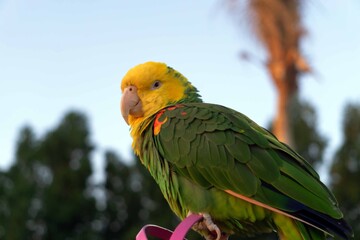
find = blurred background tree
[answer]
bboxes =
[330,103,360,238]
[0,112,101,239]
[37,112,99,240]
[0,126,40,239]
[102,150,134,239]
[227,0,310,147]
[288,98,327,168]
[101,151,176,239]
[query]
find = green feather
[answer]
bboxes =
[247,146,281,183]
[226,138,251,163]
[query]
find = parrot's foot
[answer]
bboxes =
[189,212,229,240]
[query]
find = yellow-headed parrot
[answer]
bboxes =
[120,62,353,240]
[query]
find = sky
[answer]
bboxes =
[1,0,359,183]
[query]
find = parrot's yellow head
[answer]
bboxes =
[120,62,201,128]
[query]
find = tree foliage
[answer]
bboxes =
[330,103,360,237]
[102,150,176,239]
[0,126,40,239]
[38,112,98,239]
[289,96,327,168]
[0,112,99,239]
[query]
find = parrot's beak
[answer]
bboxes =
[121,85,143,125]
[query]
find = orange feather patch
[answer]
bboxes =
[153,105,181,135]
[153,110,167,135]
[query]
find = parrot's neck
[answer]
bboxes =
[130,114,154,156]
[181,84,202,103]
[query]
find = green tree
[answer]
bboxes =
[102,151,186,239]
[289,97,327,168]
[102,150,138,239]
[37,111,99,239]
[0,126,41,239]
[330,103,360,237]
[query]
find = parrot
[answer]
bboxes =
[120,61,353,240]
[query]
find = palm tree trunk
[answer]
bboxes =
[268,56,298,146]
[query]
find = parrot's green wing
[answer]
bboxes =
[151,103,351,239]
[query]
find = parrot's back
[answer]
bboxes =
[136,103,353,240]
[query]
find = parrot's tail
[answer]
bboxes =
[273,213,326,240]
[295,221,326,240]
[271,203,353,239]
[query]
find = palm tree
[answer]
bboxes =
[228,0,310,146]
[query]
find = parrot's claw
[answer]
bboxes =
[203,213,222,240]
[189,212,228,240]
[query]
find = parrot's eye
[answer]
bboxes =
[151,80,162,90]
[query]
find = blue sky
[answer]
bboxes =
[1,0,359,182]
